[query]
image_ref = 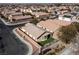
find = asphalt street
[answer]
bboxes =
[0,19,29,55]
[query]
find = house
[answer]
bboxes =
[1,10,16,18]
[8,15,32,22]
[9,12,23,16]
[59,6,71,14]
[73,6,79,12]
[37,19,72,40]
[8,12,23,20]
[58,14,73,21]
[20,8,32,14]
[14,23,50,54]
[31,12,49,19]
[37,19,72,33]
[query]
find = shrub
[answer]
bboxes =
[57,24,77,44]
[71,22,79,32]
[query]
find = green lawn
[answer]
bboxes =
[38,37,55,46]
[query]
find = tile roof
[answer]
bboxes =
[11,12,23,16]
[37,19,72,33]
[15,28,41,54]
[21,23,46,40]
[12,15,32,20]
[32,12,49,16]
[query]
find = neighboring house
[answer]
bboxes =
[9,12,23,16]
[76,16,79,20]
[1,9,34,23]
[1,10,16,18]
[8,12,23,20]
[58,14,73,21]
[73,6,79,12]
[31,12,49,19]
[20,8,32,14]
[37,19,72,39]
[31,8,41,12]
[59,6,71,14]
[75,14,79,21]
[8,14,32,22]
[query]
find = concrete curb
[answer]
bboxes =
[0,17,27,26]
[13,28,33,55]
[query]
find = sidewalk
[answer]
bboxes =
[13,28,33,55]
[0,17,28,26]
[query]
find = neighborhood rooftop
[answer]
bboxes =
[20,23,46,40]
[37,19,72,33]
[12,15,32,20]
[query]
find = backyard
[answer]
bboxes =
[38,36,55,46]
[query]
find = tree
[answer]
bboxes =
[57,24,77,44]
[71,22,79,32]
[30,15,39,25]
[31,18,39,25]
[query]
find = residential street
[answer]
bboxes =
[0,19,29,55]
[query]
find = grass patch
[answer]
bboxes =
[38,37,55,46]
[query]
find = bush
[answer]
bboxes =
[57,24,77,44]
[31,19,39,25]
[71,22,79,32]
